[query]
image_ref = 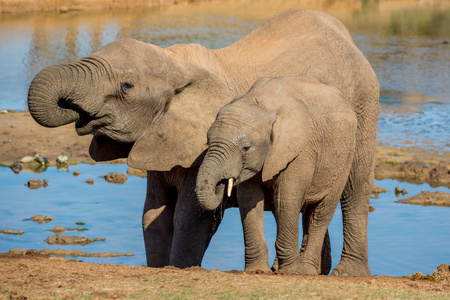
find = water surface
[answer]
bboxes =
[1,165,449,276]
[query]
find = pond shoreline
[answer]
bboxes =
[1,110,448,187]
[0,0,204,14]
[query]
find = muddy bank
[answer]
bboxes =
[397,191,450,207]
[375,146,449,188]
[0,0,203,14]
[1,111,448,187]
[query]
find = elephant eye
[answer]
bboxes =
[242,143,251,152]
[120,81,134,93]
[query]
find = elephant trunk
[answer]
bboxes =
[28,57,108,128]
[28,64,81,127]
[196,145,240,211]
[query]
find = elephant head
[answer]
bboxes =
[196,77,313,211]
[28,38,230,169]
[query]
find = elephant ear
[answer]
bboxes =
[128,67,230,171]
[261,97,312,182]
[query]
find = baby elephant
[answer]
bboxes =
[196,75,357,274]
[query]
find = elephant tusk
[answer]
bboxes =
[227,178,234,197]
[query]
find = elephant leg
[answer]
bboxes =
[169,168,223,268]
[273,185,304,273]
[143,171,176,267]
[298,198,338,275]
[301,206,332,275]
[237,181,271,272]
[331,151,374,276]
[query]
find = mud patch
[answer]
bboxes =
[397,191,450,207]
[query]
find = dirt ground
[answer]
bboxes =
[1,110,450,299]
[0,252,449,299]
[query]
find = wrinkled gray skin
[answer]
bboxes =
[27,9,378,274]
[196,76,357,274]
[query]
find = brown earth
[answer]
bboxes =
[0,252,449,299]
[1,110,450,298]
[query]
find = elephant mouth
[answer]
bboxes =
[75,113,112,136]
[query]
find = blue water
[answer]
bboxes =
[0,165,449,276]
[0,2,449,276]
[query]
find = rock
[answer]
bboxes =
[372,185,387,195]
[45,234,106,245]
[73,170,80,176]
[0,229,25,235]
[30,215,52,223]
[9,249,26,255]
[102,172,128,184]
[20,156,35,163]
[412,272,425,280]
[27,179,44,189]
[56,155,69,164]
[85,178,94,184]
[397,191,450,207]
[433,264,450,282]
[34,154,48,165]
[48,226,87,234]
[10,162,22,174]
[395,186,408,196]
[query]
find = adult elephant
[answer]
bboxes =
[27,9,378,275]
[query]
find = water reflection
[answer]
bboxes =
[1,165,449,276]
[1,1,449,105]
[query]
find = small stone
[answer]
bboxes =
[34,154,48,165]
[48,225,66,234]
[394,186,407,196]
[10,162,22,174]
[56,155,69,164]
[20,156,35,163]
[85,178,94,184]
[0,229,25,235]
[412,272,425,280]
[73,170,80,176]
[27,179,44,189]
[372,185,387,195]
[102,172,128,184]
[9,249,26,255]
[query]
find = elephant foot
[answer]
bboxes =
[244,263,272,273]
[331,259,370,276]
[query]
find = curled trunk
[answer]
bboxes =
[196,161,227,211]
[28,64,81,127]
[28,57,108,128]
[196,146,241,211]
